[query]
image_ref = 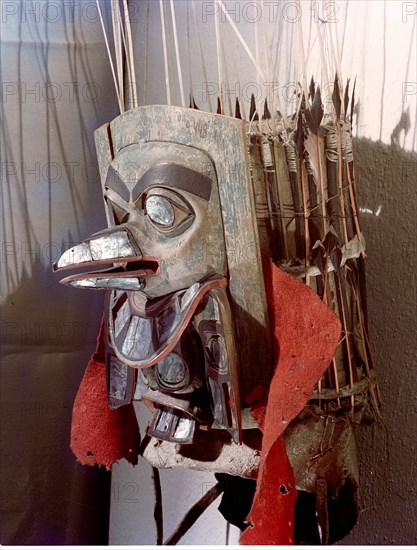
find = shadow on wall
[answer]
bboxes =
[390,108,412,149]
[339,138,417,545]
[0,255,111,544]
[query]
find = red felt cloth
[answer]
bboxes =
[71,323,140,470]
[240,260,341,545]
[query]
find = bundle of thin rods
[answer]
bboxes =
[247,75,381,421]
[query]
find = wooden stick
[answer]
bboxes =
[300,159,311,284]
[192,0,213,112]
[170,0,186,108]
[122,0,138,108]
[214,0,223,114]
[95,0,123,113]
[216,0,266,81]
[143,0,150,105]
[159,0,171,105]
[111,0,124,110]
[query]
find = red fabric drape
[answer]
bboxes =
[241,261,341,544]
[71,323,140,470]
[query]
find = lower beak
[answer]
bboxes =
[53,226,159,291]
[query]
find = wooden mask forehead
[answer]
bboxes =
[105,142,216,203]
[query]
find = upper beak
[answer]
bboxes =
[53,225,159,290]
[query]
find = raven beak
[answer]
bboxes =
[53,226,159,291]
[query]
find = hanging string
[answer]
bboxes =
[111,0,124,110]
[166,6,178,107]
[340,0,350,61]
[219,19,233,116]
[315,19,330,109]
[170,0,186,107]
[295,0,309,103]
[122,0,138,108]
[214,0,224,113]
[95,0,123,113]
[191,0,213,112]
[216,0,266,82]
[255,6,260,91]
[224,16,246,119]
[114,1,134,110]
[186,0,193,104]
[260,0,284,132]
[159,0,171,105]
[144,0,150,105]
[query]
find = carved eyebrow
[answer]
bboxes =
[132,163,213,202]
[105,166,130,202]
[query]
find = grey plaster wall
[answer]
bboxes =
[338,139,417,544]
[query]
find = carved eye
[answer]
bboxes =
[143,188,194,234]
[145,196,175,227]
